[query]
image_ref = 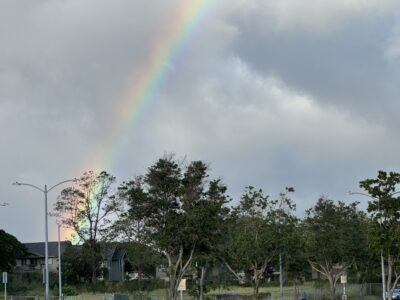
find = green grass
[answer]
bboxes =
[0,282,382,300]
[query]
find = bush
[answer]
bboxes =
[62,285,79,296]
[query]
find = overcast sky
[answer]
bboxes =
[1,0,400,242]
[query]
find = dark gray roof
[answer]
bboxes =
[101,246,126,262]
[112,249,126,261]
[23,242,70,258]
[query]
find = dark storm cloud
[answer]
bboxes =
[229,6,400,126]
[1,0,400,241]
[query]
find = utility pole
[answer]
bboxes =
[57,221,63,300]
[13,179,76,300]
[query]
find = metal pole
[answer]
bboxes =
[382,250,386,300]
[280,253,283,300]
[12,179,76,300]
[58,222,62,300]
[3,272,7,300]
[379,202,386,300]
[343,282,346,300]
[44,185,49,300]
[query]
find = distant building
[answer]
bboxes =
[101,247,128,281]
[15,241,70,272]
[15,242,128,282]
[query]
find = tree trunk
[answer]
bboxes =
[90,246,97,284]
[137,258,143,291]
[199,266,206,300]
[384,254,400,300]
[168,258,178,300]
[169,275,178,300]
[308,261,343,300]
[327,275,336,300]
[252,269,261,300]
[387,255,393,300]
[165,246,195,300]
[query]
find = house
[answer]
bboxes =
[15,242,128,282]
[100,247,129,282]
[15,241,70,272]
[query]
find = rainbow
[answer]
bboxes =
[62,0,214,241]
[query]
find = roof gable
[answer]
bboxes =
[23,241,70,258]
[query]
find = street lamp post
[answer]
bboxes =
[57,221,63,300]
[349,191,400,300]
[13,179,75,300]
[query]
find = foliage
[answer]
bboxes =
[223,186,297,299]
[359,170,400,298]
[360,171,400,253]
[304,197,369,300]
[190,178,230,300]
[54,170,118,283]
[112,155,229,300]
[0,229,26,271]
[120,241,164,278]
[60,285,79,296]
[62,243,96,284]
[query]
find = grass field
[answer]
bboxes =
[0,282,382,300]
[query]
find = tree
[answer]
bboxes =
[111,175,153,286]
[304,197,368,300]
[53,170,118,283]
[189,179,230,300]
[0,229,26,271]
[113,156,228,300]
[120,241,163,279]
[274,190,305,298]
[359,171,400,300]
[61,243,92,284]
[223,186,296,300]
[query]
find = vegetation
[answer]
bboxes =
[4,157,400,300]
[304,197,369,300]
[54,170,119,283]
[0,229,25,271]
[222,186,298,299]
[360,171,400,300]
[111,157,229,300]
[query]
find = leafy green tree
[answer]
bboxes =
[274,189,304,282]
[112,175,154,285]
[113,156,228,300]
[61,243,92,284]
[281,222,308,299]
[120,241,163,278]
[189,179,230,300]
[53,170,118,283]
[0,229,26,271]
[223,186,296,300]
[304,197,368,300]
[359,171,400,300]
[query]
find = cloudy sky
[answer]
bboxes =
[1,0,400,242]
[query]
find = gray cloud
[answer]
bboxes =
[1,0,400,242]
